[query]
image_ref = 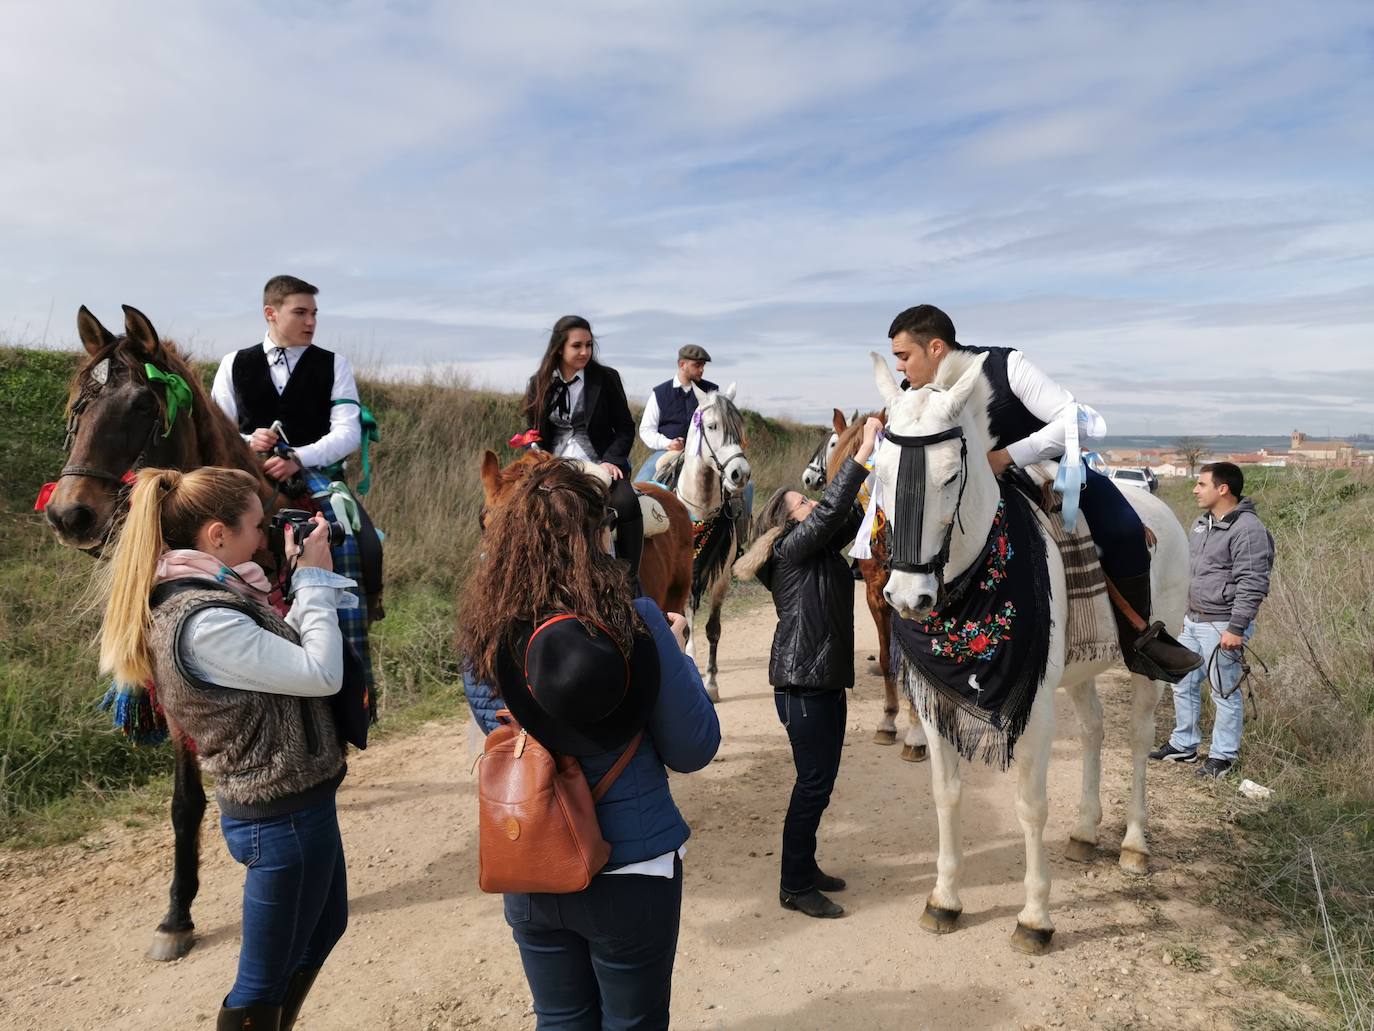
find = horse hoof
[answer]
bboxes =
[900,743,928,763]
[1119,848,1150,876]
[918,902,962,934]
[1064,838,1098,864]
[147,928,195,962]
[873,728,897,745]
[1010,923,1054,955]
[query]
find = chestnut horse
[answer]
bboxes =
[478,449,694,614]
[44,305,275,961]
[827,409,927,762]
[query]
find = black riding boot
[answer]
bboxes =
[609,479,644,584]
[217,1002,281,1030]
[280,967,322,1031]
[1111,573,1204,683]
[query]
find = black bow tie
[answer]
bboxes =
[550,376,579,418]
[270,347,289,368]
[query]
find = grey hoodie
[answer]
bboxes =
[1186,497,1275,634]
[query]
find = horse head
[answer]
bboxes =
[46,306,213,552]
[680,383,751,515]
[870,350,993,620]
[802,408,844,490]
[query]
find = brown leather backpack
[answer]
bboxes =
[477,709,641,894]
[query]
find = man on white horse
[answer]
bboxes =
[887,304,1201,681]
[636,344,717,483]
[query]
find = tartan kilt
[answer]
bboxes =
[297,468,376,695]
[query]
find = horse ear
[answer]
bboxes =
[724,382,737,401]
[76,306,116,356]
[479,450,502,502]
[832,408,847,434]
[943,351,989,416]
[872,351,901,405]
[691,383,709,405]
[121,305,164,360]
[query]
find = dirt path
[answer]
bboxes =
[0,599,1297,1030]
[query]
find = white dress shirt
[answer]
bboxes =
[210,334,362,470]
[548,369,595,462]
[1001,351,1104,468]
[178,567,358,696]
[638,376,695,451]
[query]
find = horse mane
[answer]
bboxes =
[72,338,266,486]
[827,409,885,479]
[930,349,994,454]
[708,391,747,445]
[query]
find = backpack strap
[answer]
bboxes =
[590,732,643,802]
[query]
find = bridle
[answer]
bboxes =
[883,423,972,603]
[687,406,749,514]
[58,360,175,489]
[803,433,832,488]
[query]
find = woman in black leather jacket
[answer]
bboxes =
[734,416,882,918]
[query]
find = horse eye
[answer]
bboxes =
[943,473,959,486]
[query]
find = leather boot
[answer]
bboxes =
[1110,573,1203,683]
[615,498,644,583]
[780,888,844,918]
[280,967,322,1031]
[217,1002,281,1030]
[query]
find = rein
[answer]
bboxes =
[883,425,970,605]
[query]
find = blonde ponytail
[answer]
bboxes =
[97,466,258,686]
[99,469,180,685]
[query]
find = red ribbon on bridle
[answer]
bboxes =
[34,470,137,511]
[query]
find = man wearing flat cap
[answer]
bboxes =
[634,344,718,484]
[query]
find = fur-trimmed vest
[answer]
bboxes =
[149,580,346,819]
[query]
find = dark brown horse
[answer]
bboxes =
[827,409,927,761]
[478,449,694,614]
[46,305,270,961]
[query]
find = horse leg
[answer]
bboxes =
[704,600,723,703]
[1063,677,1104,863]
[1010,688,1056,955]
[901,700,928,762]
[1120,673,1165,876]
[868,584,898,745]
[918,710,965,935]
[148,738,204,961]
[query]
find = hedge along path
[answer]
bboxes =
[0,597,1317,1030]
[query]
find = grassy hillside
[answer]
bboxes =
[0,346,827,844]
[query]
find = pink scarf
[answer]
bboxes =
[155,549,272,604]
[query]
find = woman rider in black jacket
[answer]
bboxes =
[734,416,882,918]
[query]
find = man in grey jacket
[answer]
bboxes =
[1151,461,1275,778]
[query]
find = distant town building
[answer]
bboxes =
[1286,430,1359,467]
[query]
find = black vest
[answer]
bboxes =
[231,345,335,447]
[966,346,1046,451]
[652,377,718,441]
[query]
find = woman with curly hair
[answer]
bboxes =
[461,458,720,1030]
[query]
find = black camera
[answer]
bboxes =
[267,508,345,559]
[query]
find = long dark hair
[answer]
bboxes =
[522,315,599,429]
[460,458,640,686]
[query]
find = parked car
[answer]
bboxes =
[1107,467,1158,494]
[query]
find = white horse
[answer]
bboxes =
[800,409,844,490]
[869,350,1190,954]
[672,383,752,702]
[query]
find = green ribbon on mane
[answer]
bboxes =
[144,363,193,436]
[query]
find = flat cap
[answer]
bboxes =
[678,344,712,362]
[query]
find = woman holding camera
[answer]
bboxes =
[462,458,720,1030]
[734,417,883,920]
[99,467,357,1031]
[522,314,644,580]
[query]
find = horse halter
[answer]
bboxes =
[59,360,170,488]
[803,434,831,487]
[883,424,969,596]
[689,407,748,499]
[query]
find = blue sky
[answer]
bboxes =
[3,1,1372,434]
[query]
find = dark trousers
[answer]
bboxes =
[1078,466,1150,579]
[774,688,847,893]
[504,858,684,1031]
[220,795,348,1007]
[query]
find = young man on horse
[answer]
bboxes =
[887,304,1201,682]
[1150,462,1274,779]
[635,344,717,483]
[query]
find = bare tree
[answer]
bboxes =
[1173,436,1209,476]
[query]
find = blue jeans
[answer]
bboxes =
[1168,618,1255,761]
[504,859,684,1030]
[774,689,847,893]
[221,795,349,1007]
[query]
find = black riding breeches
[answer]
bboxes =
[1077,466,1149,579]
